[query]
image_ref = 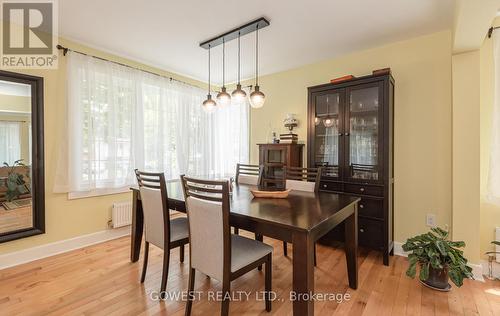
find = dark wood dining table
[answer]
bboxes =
[130,180,359,316]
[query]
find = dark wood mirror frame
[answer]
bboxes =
[0,70,44,243]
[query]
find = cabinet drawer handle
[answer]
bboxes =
[360,188,365,192]
[359,204,364,209]
[338,133,343,136]
[323,184,327,188]
[359,228,365,233]
[345,133,350,136]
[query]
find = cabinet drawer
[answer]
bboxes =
[319,181,342,192]
[358,217,383,249]
[345,183,383,197]
[358,198,384,219]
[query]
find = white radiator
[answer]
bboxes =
[496,227,500,263]
[112,201,133,228]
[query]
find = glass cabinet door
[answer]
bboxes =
[345,83,383,182]
[313,90,343,179]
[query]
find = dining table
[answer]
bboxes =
[130,179,359,316]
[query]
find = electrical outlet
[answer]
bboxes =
[426,214,436,228]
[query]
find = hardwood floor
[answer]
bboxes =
[0,233,499,316]
[0,205,32,234]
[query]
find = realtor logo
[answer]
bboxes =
[1,0,58,68]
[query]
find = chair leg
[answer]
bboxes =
[185,267,196,316]
[314,243,317,266]
[221,279,231,316]
[255,234,263,271]
[283,241,288,256]
[234,227,239,235]
[265,254,272,312]
[180,245,185,263]
[160,248,170,296]
[140,241,149,283]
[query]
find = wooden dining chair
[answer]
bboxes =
[134,170,189,295]
[235,163,262,185]
[283,167,322,265]
[181,175,273,316]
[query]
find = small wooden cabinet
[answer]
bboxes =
[258,143,304,187]
[308,73,394,265]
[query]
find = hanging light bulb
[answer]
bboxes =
[202,44,217,113]
[232,31,247,104]
[314,117,321,126]
[323,118,334,128]
[250,25,265,108]
[216,38,231,107]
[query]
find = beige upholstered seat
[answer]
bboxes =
[231,234,273,273]
[181,175,273,316]
[286,179,316,192]
[237,174,260,185]
[235,163,261,185]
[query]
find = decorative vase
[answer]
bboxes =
[421,265,451,291]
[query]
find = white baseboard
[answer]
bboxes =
[0,226,131,271]
[393,242,484,282]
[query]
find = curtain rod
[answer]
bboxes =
[0,119,26,123]
[488,26,500,38]
[56,44,204,89]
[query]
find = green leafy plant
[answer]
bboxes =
[402,227,473,287]
[3,159,29,202]
[493,241,500,247]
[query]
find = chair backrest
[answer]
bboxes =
[235,163,261,185]
[135,170,170,249]
[180,175,231,281]
[285,167,322,192]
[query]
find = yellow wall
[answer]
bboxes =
[452,51,481,263]
[479,18,500,255]
[247,31,453,244]
[0,38,206,255]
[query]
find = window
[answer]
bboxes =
[489,31,500,203]
[56,52,249,195]
[0,121,21,165]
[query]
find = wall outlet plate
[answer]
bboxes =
[426,213,436,228]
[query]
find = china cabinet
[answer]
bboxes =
[307,73,394,265]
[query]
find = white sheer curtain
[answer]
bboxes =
[0,121,21,165]
[56,52,249,194]
[488,32,500,203]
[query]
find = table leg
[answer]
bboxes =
[344,205,358,289]
[130,190,144,262]
[292,231,314,316]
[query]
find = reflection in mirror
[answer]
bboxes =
[0,79,33,235]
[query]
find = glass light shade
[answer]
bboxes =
[323,117,334,127]
[231,83,247,104]
[249,85,265,108]
[216,87,231,107]
[314,117,321,126]
[202,94,217,113]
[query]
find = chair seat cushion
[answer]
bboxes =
[170,217,189,243]
[231,234,273,273]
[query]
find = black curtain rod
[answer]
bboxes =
[488,26,500,38]
[56,44,202,89]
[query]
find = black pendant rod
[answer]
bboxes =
[199,17,270,49]
[55,44,201,89]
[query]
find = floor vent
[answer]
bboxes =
[112,201,132,228]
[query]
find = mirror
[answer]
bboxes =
[0,70,44,243]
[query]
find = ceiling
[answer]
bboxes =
[60,0,455,85]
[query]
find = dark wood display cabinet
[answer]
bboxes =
[307,73,394,265]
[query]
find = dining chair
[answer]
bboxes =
[181,175,273,316]
[235,163,262,185]
[234,163,262,235]
[134,170,189,295]
[283,167,322,265]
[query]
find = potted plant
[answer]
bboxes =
[402,227,473,291]
[2,159,29,202]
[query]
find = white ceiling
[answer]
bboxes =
[60,0,455,85]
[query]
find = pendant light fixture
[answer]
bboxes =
[202,44,217,113]
[249,25,265,108]
[323,95,334,127]
[216,38,231,107]
[231,31,247,104]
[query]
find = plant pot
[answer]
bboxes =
[421,266,451,291]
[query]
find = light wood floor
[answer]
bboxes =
[0,234,499,316]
